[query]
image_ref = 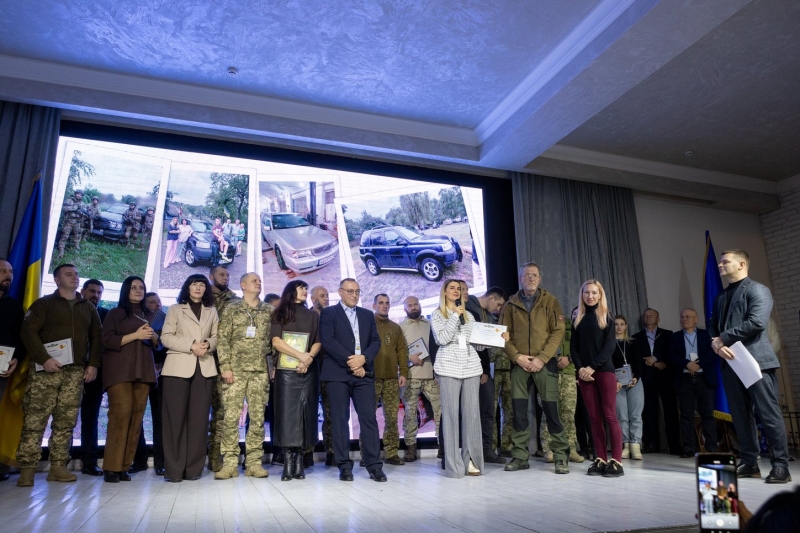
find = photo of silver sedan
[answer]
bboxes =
[261,212,339,273]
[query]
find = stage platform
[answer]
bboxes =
[0,452,795,532]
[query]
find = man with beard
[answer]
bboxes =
[400,295,441,462]
[78,279,107,476]
[0,259,24,481]
[207,265,240,471]
[310,286,334,466]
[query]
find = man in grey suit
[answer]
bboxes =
[708,249,791,483]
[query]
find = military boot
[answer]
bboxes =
[244,465,269,478]
[47,465,77,482]
[403,445,416,463]
[214,466,239,480]
[568,451,585,463]
[208,452,223,472]
[16,468,35,487]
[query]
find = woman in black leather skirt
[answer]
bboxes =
[270,280,321,480]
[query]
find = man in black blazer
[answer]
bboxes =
[632,308,680,454]
[668,308,718,458]
[320,278,387,482]
[709,249,790,483]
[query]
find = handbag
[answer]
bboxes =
[615,340,632,386]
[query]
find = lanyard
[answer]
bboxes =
[683,331,696,351]
[616,340,628,365]
[243,306,256,327]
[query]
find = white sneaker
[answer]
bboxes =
[621,444,630,459]
[468,460,481,476]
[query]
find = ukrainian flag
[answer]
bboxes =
[0,175,43,465]
[703,231,730,422]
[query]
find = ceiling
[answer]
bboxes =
[0,0,797,213]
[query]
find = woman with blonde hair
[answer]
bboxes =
[612,314,644,460]
[570,280,624,477]
[431,278,508,478]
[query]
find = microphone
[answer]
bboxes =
[455,298,465,325]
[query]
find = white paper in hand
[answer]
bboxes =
[728,341,763,389]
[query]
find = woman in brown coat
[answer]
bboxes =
[101,276,159,483]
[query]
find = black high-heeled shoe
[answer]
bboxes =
[293,450,305,480]
[281,449,295,481]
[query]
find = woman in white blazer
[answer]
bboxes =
[160,274,219,482]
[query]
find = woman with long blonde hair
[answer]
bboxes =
[570,280,624,477]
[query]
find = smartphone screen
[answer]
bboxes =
[696,453,741,532]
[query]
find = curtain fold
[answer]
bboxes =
[511,171,648,323]
[0,101,61,257]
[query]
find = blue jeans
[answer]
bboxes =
[616,379,644,444]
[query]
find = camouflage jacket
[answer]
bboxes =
[217,299,274,373]
[213,288,240,316]
[62,196,84,222]
[86,204,101,220]
[123,207,140,227]
[558,318,576,375]
[144,213,155,231]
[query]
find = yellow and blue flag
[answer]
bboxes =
[703,231,730,421]
[0,175,43,465]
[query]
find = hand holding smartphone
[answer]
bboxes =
[696,453,741,532]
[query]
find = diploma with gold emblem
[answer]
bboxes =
[469,323,507,348]
[0,345,15,373]
[277,331,309,370]
[35,338,74,371]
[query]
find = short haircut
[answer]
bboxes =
[0,257,8,263]
[240,272,258,284]
[53,263,77,277]
[82,278,104,290]
[373,293,389,304]
[145,292,158,300]
[643,308,660,318]
[210,264,228,276]
[680,308,698,316]
[721,248,750,267]
[264,293,280,303]
[484,286,506,300]
[339,278,357,288]
[518,261,541,276]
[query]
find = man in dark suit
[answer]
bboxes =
[668,308,718,458]
[709,249,790,483]
[632,308,680,454]
[79,279,107,476]
[320,278,387,482]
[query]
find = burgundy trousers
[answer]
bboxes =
[579,371,623,462]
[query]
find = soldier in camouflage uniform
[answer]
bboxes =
[139,207,156,250]
[541,316,584,463]
[208,265,240,471]
[16,264,102,487]
[82,196,101,243]
[492,345,513,456]
[122,202,141,249]
[57,190,86,257]
[215,273,273,479]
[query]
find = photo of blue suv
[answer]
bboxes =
[358,225,463,282]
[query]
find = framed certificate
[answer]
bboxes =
[0,345,15,373]
[277,331,309,370]
[35,338,74,372]
[407,338,429,366]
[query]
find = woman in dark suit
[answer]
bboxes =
[101,276,158,482]
[160,274,219,482]
[270,280,321,481]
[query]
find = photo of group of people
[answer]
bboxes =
[698,465,740,530]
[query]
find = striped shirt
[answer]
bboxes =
[431,308,484,379]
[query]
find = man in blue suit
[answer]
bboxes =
[320,278,387,482]
[668,308,718,458]
[709,249,790,483]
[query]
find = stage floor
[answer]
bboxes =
[0,452,795,533]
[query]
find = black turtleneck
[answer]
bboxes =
[189,301,203,320]
[722,278,745,323]
[570,304,616,373]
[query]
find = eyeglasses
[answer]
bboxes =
[521,273,541,279]
[340,289,361,295]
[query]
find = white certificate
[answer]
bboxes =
[35,338,75,372]
[728,341,763,389]
[469,323,507,348]
[407,338,429,360]
[0,345,15,373]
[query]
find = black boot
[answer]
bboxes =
[294,450,305,479]
[281,449,295,481]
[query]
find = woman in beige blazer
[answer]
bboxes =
[161,274,219,482]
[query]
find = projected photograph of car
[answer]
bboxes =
[261,213,338,273]
[183,219,236,267]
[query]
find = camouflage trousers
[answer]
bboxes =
[492,370,513,453]
[541,373,578,453]
[139,229,153,251]
[360,378,401,458]
[16,366,84,468]
[219,371,269,468]
[403,378,441,445]
[208,377,225,460]
[124,224,140,247]
[58,220,83,255]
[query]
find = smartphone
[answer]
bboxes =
[696,453,741,532]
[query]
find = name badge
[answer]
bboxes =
[246,326,256,338]
[458,334,467,350]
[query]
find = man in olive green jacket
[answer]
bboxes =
[499,262,569,475]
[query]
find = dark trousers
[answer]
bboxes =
[677,374,717,453]
[722,365,789,469]
[478,377,495,455]
[134,376,164,469]
[79,367,104,467]
[162,362,214,481]
[575,385,593,454]
[326,377,382,474]
[643,370,681,452]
